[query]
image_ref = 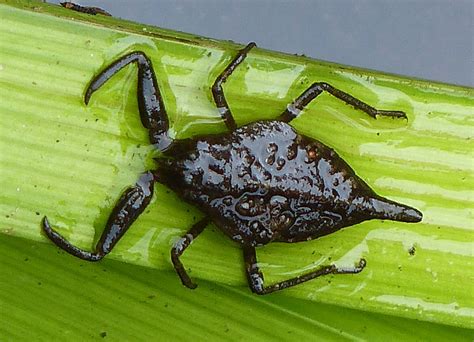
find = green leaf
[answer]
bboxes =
[1,0,473,338]
[3,233,472,340]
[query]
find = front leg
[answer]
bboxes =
[85,52,172,151]
[243,246,366,295]
[42,172,155,261]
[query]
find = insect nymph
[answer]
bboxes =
[42,43,422,294]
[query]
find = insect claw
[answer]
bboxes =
[356,258,367,272]
[377,110,408,119]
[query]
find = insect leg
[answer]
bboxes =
[212,42,257,131]
[85,52,172,151]
[171,218,210,289]
[278,82,406,123]
[42,172,155,261]
[243,246,366,295]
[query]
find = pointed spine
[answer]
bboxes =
[363,196,422,223]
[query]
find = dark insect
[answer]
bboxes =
[60,2,112,16]
[42,43,422,294]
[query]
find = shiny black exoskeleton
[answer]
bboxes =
[42,43,422,294]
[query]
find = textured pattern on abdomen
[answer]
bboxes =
[160,121,374,246]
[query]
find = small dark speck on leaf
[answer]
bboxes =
[37,282,42,286]
[36,212,40,216]
[147,294,156,299]
[408,245,416,255]
[24,258,29,262]
[56,139,60,143]
[100,332,107,338]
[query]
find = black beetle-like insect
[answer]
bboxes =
[42,43,422,294]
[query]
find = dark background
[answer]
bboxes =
[50,0,473,86]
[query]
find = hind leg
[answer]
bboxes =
[42,172,155,261]
[278,82,406,123]
[243,246,366,295]
[212,42,256,131]
[85,52,172,151]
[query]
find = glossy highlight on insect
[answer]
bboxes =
[42,43,422,294]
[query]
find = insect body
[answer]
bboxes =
[42,43,422,294]
[60,2,112,16]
